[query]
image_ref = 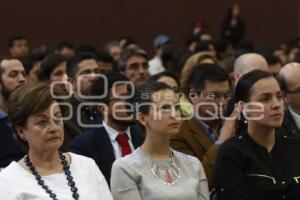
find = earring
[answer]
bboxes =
[20,135,26,142]
[244,119,248,124]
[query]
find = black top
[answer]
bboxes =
[0,122,25,168]
[214,131,300,200]
[221,17,245,47]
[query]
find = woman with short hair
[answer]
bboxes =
[0,83,113,200]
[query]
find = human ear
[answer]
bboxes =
[137,112,147,127]
[15,126,27,141]
[282,91,290,104]
[188,90,199,104]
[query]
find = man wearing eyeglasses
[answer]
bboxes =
[170,63,231,188]
[118,49,150,87]
[278,63,300,137]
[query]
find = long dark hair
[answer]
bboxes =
[230,70,273,133]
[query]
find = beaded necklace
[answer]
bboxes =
[24,152,79,200]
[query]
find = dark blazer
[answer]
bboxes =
[61,96,101,152]
[280,109,300,137]
[0,122,25,168]
[70,125,144,185]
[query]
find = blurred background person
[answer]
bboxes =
[8,34,30,61]
[221,4,245,48]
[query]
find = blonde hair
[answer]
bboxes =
[180,52,219,90]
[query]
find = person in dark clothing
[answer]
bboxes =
[71,72,144,184]
[0,57,27,168]
[61,53,102,151]
[214,70,300,200]
[277,63,300,138]
[221,4,245,48]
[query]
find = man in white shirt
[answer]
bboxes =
[71,72,144,185]
[148,34,171,75]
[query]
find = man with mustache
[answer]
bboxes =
[71,72,144,185]
[62,53,102,150]
[118,48,150,87]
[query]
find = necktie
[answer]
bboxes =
[116,133,132,157]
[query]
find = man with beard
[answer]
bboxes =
[62,53,102,150]
[71,72,144,185]
[0,57,26,168]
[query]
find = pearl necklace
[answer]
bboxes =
[24,152,80,200]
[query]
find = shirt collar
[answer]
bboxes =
[195,117,218,143]
[102,122,132,142]
[196,118,210,133]
[288,106,300,129]
[0,108,7,120]
[0,108,11,127]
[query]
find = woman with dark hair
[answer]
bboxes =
[38,53,68,82]
[110,82,210,200]
[221,4,245,48]
[0,83,112,200]
[214,70,300,199]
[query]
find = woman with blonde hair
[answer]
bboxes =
[180,52,220,117]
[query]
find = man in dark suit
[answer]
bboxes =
[63,53,102,151]
[0,57,27,168]
[71,72,144,184]
[278,63,300,137]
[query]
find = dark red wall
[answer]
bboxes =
[1,0,299,54]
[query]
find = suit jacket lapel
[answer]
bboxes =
[96,127,116,162]
[284,109,300,136]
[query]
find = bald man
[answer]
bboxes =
[225,53,270,117]
[277,63,300,137]
[233,53,269,83]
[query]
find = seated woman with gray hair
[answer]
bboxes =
[0,83,112,200]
